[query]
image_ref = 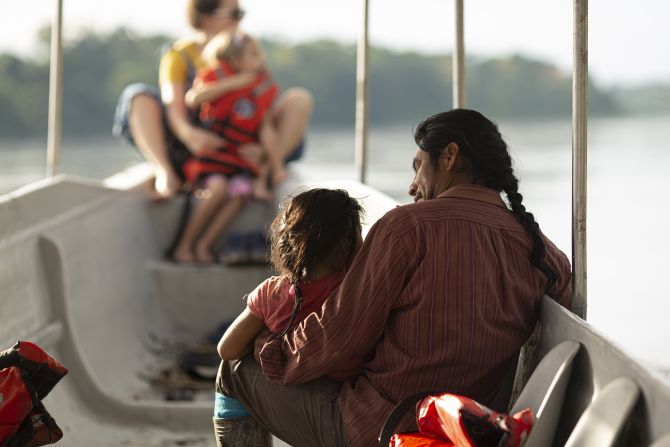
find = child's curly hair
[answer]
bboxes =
[269,188,364,284]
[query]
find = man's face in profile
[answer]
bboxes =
[409,145,461,203]
[409,149,440,203]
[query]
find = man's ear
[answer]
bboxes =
[441,142,460,171]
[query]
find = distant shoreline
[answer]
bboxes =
[2,30,670,138]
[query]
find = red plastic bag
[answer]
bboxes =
[5,402,64,447]
[0,341,68,399]
[417,394,533,447]
[390,432,454,446]
[0,341,67,446]
[0,368,34,441]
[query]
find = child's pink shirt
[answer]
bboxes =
[247,273,345,334]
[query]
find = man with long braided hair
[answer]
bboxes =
[217,109,572,447]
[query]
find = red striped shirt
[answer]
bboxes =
[255,184,572,446]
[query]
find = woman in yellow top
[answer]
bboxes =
[113,0,313,200]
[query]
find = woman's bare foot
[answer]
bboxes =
[153,168,182,200]
[193,243,215,265]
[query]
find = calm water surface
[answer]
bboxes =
[1,115,669,374]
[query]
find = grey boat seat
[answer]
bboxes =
[564,377,640,447]
[511,340,581,447]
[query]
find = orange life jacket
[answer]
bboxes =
[182,63,278,185]
[199,62,278,145]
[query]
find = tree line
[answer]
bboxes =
[0,27,665,138]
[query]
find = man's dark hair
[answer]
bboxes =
[413,109,557,290]
[269,188,364,284]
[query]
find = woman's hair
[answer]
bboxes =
[413,109,557,290]
[201,31,252,67]
[269,188,364,284]
[186,0,222,29]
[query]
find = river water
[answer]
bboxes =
[1,114,669,375]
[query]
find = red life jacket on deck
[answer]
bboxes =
[182,62,279,186]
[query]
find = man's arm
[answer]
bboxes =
[255,218,413,385]
[543,236,573,309]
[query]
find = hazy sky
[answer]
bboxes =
[2,0,669,87]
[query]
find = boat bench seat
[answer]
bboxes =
[512,296,670,446]
[511,341,581,446]
[510,341,644,446]
[564,377,640,447]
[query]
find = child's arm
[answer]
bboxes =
[217,307,266,360]
[185,71,257,109]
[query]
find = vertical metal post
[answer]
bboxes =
[572,0,588,319]
[453,0,466,108]
[354,0,370,184]
[47,0,64,177]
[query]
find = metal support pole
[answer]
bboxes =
[453,0,466,108]
[572,0,588,319]
[47,0,64,177]
[354,0,370,184]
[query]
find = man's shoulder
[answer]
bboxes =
[380,202,417,221]
[380,200,455,224]
[378,197,520,234]
[376,202,434,234]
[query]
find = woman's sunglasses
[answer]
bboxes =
[212,7,246,21]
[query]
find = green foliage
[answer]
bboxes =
[468,55,618,119]
[60,28,170,136]
[1,27,664,138]
[369,48,452,125]
[0,28,170,138]
[0,54,49,136]
[264,39,357,126]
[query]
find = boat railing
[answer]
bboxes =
[46,0,63,177]
[354,0,370,183]
[572,0,588,319]
[452,0,466,108]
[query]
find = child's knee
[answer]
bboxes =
[200,175,229,196]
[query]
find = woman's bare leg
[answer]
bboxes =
[128,94,182,199]
[267,87,313,183]
[194,196,247,264]
[172,176,228,263]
